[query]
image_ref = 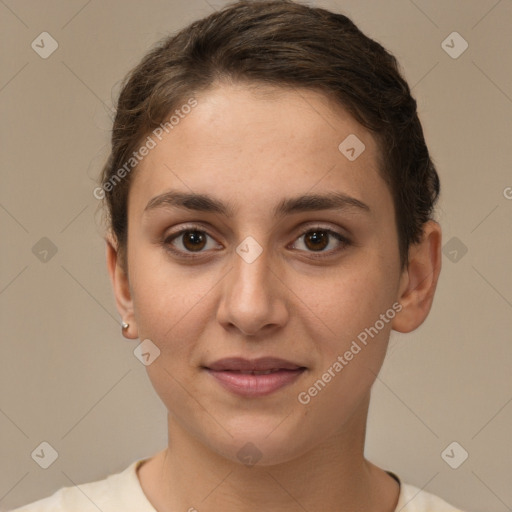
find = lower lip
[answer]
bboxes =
[205,368,306,397]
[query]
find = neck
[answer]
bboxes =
[138,397,399,512]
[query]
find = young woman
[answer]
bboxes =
[13,1,464,510]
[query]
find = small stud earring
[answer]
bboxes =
[121,321,129,330]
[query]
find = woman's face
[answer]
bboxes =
[121,82,407,464]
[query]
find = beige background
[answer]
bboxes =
[1,0,511,510]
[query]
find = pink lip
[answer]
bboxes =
[204,357,307,397]
[206,368,306,397]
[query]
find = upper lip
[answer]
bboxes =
[204,357,306,371]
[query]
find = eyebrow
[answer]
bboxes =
[143,190,371,217]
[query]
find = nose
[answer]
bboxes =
[216,242,289,337]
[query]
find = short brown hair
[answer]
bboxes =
[99,0,440,272]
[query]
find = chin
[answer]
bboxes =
[203,421,315,468]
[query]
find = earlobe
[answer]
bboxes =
[391,221,442,334]
[105,235,138,339]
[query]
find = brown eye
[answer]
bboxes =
[163,224,350,261]
[303,230,329,251]
[291,227,350,256]
[164,227,221,257]
[181,230,207,252]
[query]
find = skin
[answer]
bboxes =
[106,82,442,511]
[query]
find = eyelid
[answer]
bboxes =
[288,224,351,258]
[162,222,351,259]
[163,223,223,256]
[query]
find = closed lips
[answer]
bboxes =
[204,356,306,372]
[220,369,301,375]
[203,357,307,397]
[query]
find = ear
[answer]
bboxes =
[392,220,442,333]
[105,234,138,339]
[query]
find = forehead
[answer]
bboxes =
[129,83,391,221]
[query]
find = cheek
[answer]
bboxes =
[294,277,393,438]
[129,247,217,353]
[303,262,395,344]
[128,254,216,421]
[295,258,397,401]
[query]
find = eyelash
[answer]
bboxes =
[162,224,351,260]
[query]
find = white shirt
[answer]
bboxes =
[10,459,464,511]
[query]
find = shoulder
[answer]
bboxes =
[9,484,98,512]
[396,481,465,512]
[9,459,155,512]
